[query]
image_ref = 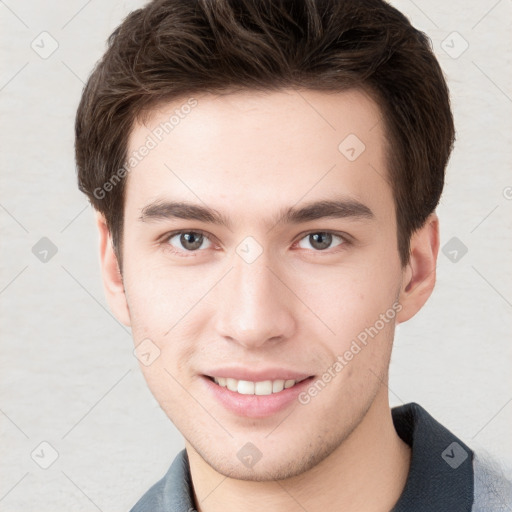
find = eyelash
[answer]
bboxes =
[160,229,350,258]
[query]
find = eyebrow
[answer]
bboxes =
[139,197,374,229]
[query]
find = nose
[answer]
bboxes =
[214,252,296,349]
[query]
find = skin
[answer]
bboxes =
[97,88,439,512]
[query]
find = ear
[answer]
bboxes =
[96,212,131,326]
[396,213,439,324]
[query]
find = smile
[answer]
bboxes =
[210,376,308,395]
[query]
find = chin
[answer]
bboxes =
[190,432,344,482]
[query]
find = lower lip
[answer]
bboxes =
[201,376,314,418]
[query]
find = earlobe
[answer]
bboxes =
[96,212,131,326]
[396,214,440,324]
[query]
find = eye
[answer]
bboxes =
[296,232,346,251]
[166,230,213,253]
[161,229,347,257]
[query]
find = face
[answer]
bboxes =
[99,89,434,480]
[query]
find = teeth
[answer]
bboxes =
[213,377,307,395]
[272,380,285,393]
[226,378,238,392]
[237,380,255,395]
[255,380,273,395]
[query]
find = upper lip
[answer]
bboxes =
[203,368,313,382]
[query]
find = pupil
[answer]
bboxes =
[311,232,331,250]
[182,232,202,250]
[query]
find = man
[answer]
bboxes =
[75,0,511,510]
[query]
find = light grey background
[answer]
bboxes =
[1,1,511,510]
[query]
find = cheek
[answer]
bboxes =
[293,258,401,344]
[123,277,169,340]
[122,261,215,378]
[123,258,200,331]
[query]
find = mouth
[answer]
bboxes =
[206,376,309,395]
[202,374,315,418]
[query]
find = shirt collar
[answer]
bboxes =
[390,402,474,511]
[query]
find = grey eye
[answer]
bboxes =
[168,232,211,251]
[297,232,344,251]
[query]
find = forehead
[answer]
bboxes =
[124,88,392,226]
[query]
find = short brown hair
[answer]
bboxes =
[75,0,455,267]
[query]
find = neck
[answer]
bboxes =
[187,390,411,512]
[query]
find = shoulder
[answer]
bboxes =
[472,451,512,512]
[129,449,195,512]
